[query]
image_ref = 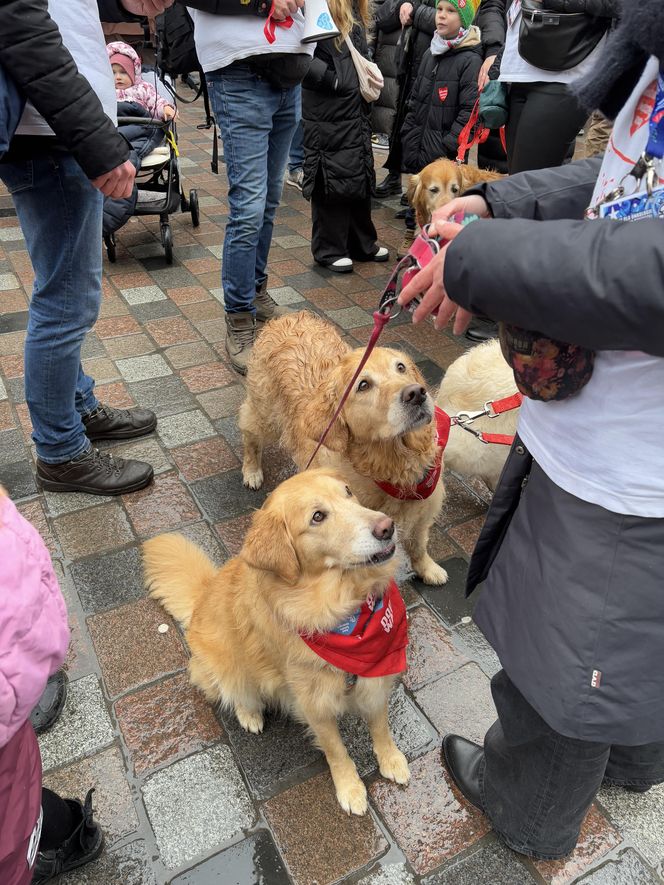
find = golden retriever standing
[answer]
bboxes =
[407,157,504,228]
[239,311,448,585]
[437,339,520,491]
[143,470,410,815]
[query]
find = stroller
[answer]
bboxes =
[104,72,200,265]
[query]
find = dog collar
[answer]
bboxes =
[374,407,451,501]
[300,580,408,678]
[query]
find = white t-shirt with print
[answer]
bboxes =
[518,57,664,517]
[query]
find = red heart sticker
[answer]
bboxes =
[438,86,449,102]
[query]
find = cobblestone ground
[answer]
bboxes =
[1,94,662,885]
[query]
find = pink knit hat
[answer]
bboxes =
[109,52,135,85]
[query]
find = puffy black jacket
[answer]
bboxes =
[301,26,375,201]
[400,34,483,172]
[0,0,140,178]
[371,0,402,136]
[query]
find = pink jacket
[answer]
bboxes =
[107,41,171,120]
[0,493,69,749]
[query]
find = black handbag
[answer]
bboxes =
[518,0,609,72]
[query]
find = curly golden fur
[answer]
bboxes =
[408,157,504,228]
[239,311,448,585]
[144,470,410,816]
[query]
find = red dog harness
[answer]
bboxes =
[300,580,408,678]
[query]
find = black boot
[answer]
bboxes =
[374,172,402,198]
[32,789,104,883]
[30,670,68,735]
[441,735,485,811]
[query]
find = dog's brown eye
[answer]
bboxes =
[429,186,440,194]
[345,485,352,497]
[311,510,326,524]
[396,362,406,373]
[357,379,371,392]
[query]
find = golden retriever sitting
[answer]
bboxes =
[437,339,520,491]
[408,158,504,228]
[239,311,448,586]
[143,469,410,816]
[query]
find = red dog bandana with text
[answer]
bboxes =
[300,580,408,677]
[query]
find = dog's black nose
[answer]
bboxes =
[372,516,395,541]
[401,384,427,406]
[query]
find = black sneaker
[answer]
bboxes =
[30,670,68,735]
[36,448,154,496]
[32,789,104,884]
[82,403,157,441]
[465,318,499,344]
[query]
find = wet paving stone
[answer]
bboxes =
[59,840,158,885]
[127,374,196,418]
[175,520,228,565]
[88,597,188,698]
[215,513,253,557]
[414,557,475,627]
[436,474,488,530]
[190,469,267,522]
[157,409,216,448]
[533,805,622,885]
[63,609,96,680]
[357,862,417,885]
[596,784,664,872]
[415,663,497,745]
[171,435,239,482]
[423,836,537,884]
[171,831,290,885]
[453,621,502,678]
[115,672,223,775]
[265,772,387,885]
[369,749,490,875]
[122,471,201,537]
[403,606,469,691]
[39,675,114,770]
[43,747,139,846]
[576,848,660,884]
[0,458,36,499]
[70,545,145,614]
[447,516,485,557]
[0,427,26,464]
[53,502,135,559]
[143,744,256,870]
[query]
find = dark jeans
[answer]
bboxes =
[505,82,587,174]
[481,671,664,859]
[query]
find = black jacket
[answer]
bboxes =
[371,0,402,137]
[400,35,483,171]
[301,27,375,201]
[0,0,141,178]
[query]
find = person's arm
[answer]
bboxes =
[441,56,481,156]
[444,216,664,357]
[411,0,437,36]
[302,55,340,93]
[475,0,507,58]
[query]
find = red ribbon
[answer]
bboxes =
[264,1,294,43]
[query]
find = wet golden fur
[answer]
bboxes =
[407,158,504,228]
[239,311,448,585]
[436,339,520,491]
[144,470,410,815]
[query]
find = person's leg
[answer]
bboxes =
[311,189,352,267]
[604,742,664,790]
[288,86,304,173]
[33,788,104,883]
[507,83,588,174]
[480,671,610,859]
[505,84,527,172]
[397,206,417,259]
[348,194,381,261]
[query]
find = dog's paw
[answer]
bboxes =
[242,468,264,491]
[379,749,410,785]
[417,559,449,586]
[336,778,368,816]
[236,707,264,734]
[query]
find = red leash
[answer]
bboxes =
[451,392,523,445]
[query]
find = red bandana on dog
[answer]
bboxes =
[374,406,451,501]
[301,580,408,677]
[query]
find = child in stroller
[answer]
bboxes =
[103,42,199,263]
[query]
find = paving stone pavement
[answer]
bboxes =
[1,92,662,885]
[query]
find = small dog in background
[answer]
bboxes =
[437,339,520,491]
[408,158,504,228]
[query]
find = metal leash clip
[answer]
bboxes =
[377,225,442,319]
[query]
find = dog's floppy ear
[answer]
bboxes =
[241,507,300,583]
[407,173,427,227]
[303,364,350,455]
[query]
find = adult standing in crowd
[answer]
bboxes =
[0,0,171,497]
[370,0,402,149]
[301,0,389,272]
[399,0,664,858]
[186,0,313,374]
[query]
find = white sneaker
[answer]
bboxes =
[373,246,389,262]
[328,257,353,273]
[286,168,304,191]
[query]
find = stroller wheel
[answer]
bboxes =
[161,223,173,265]
[189,189,200,228]
[104,233,116,263]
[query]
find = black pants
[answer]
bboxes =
[505,82,587,174]
[311,188,378,264]
[481,671,664,860]
[40,788,74,850]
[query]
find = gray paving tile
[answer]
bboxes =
[59,840,157,885]
[70,545,145,614]
[196,384,245,420]
[5,377,24,402]
[127,375,196,418]
[39,675,115,770]
[0,459,36,499]
[0,429,27,465]
[190,469,267,521]
[598,784,664,871]
[415,558,474,626]
[0,226,24,241]
[423,837,537,884]
[0,376,6,400]
[81,331,107,359]
[268,286,306,305]
[176,521,228,566]
[357,863,416,885]
[416,359,444,388]
[214,415,243,452]
[142,744,256,870]
[129,242,165,260]
[157,409,216,448]
[454,621,502,678]
[577,848,660,884]
[116,353,173,382]
[415,663,497,745]
[105,436,173,475]
[171,831,289,884]
[150,266,199,289]
[0,272,20,289]
[326,306,374,330]
[130,299,181,322]
[120,285,167,305]
[43,489,112,517]
[273,234,309,249]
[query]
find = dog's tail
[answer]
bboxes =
[143,533,216,629]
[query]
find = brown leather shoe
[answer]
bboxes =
[36,447,154,496]
[82,403,156,441]
[225,311,256,375]
[254,281,293,324]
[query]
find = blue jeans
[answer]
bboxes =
[206,65,299,312]
[0,153,102,463]
[288,87,304,172]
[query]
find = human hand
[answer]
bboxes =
[428,195,490,234]
[121,0,174,15]
[399,2,414,26]
[272,0,304,21]
[478,55,497,91]
[163,105,176,120]
[90,160,136,199]
[398,221,474,333]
